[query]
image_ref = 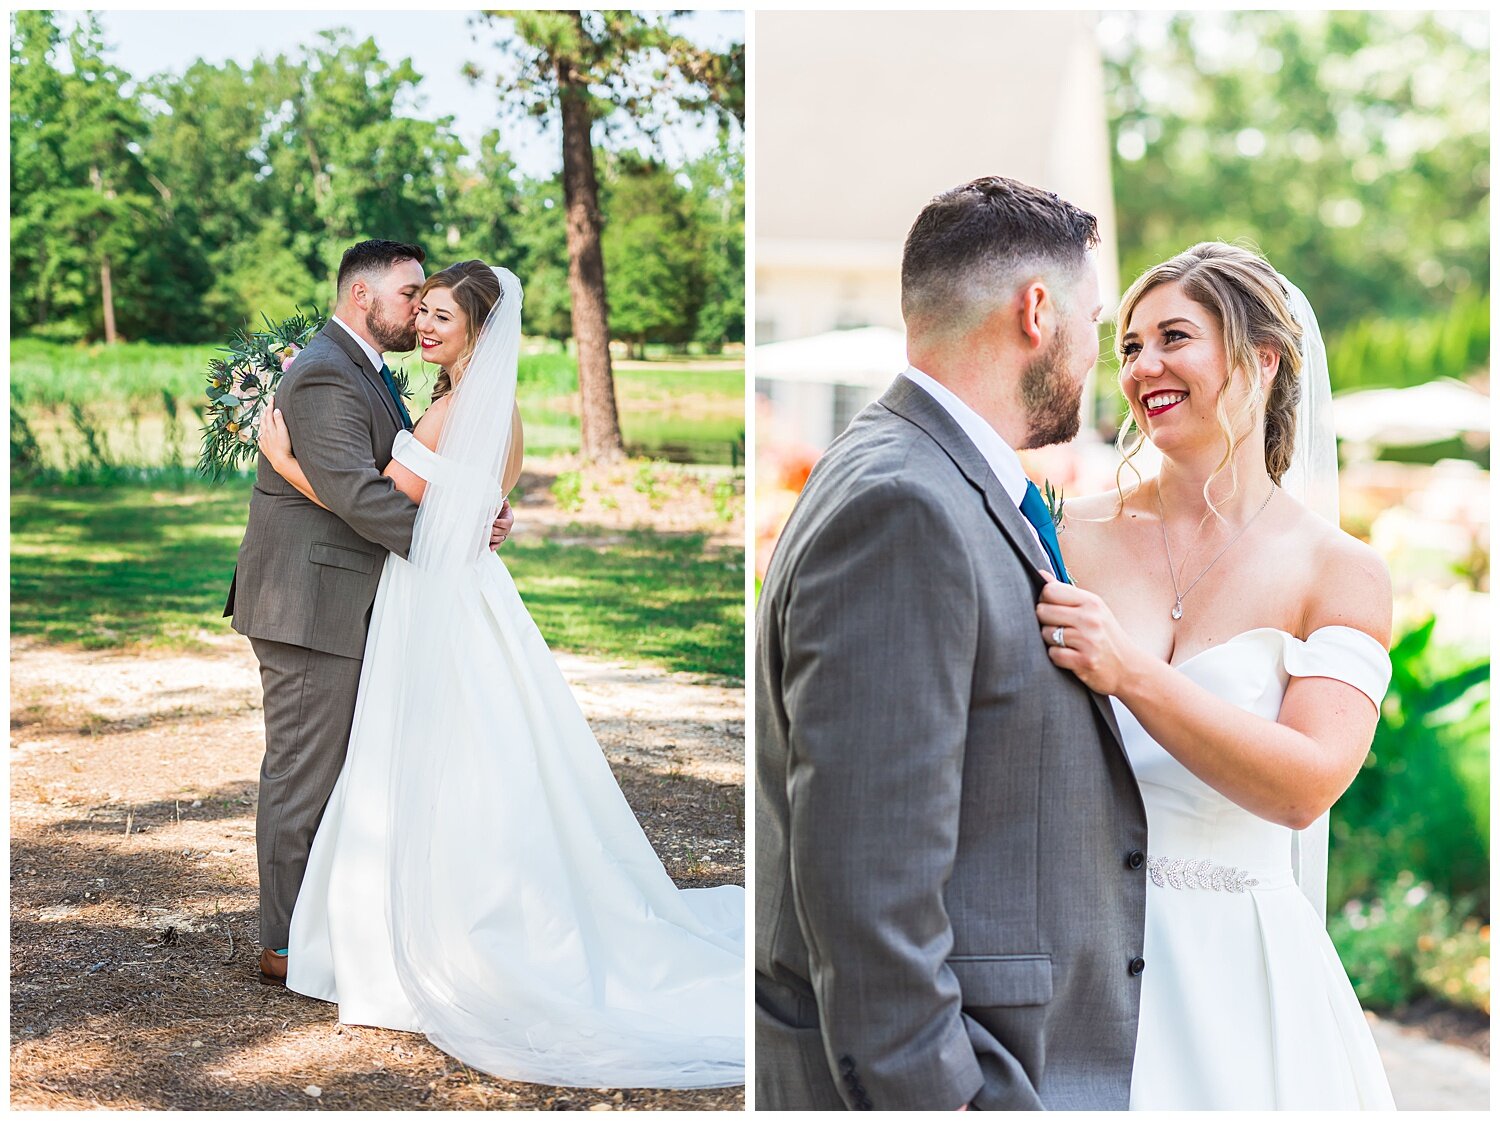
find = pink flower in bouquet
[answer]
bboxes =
[281,343,302,372]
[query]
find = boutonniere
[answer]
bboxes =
[1043,479,1066,531]
[389,362,413,402]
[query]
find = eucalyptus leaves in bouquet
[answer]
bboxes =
[198,310,324,479]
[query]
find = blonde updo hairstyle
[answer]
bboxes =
[418,259,502,403]
[1113,241,1304,518]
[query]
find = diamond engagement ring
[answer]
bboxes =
[1051,626,1067,649]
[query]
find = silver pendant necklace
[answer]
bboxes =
[1157,481,1276,621]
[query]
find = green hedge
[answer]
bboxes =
[1331,617,1489,910]
[1327,293,1489,393]
[1331,873,1489,1013]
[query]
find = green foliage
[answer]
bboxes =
[1329,872,1488,1013]
[632,460,667,508]
[198,308,325,480]
[523,187,580,339]
[550,469,584,513]
[603,155,705,352]
[1415,910,1491,1014]
[1105,11,1488,334]
[10,407,45,481]
[1330,617,1490,910]
[686,141,745,349]
[472,8,744,393]
[10,12,180,342]
[479,10,743,131]
[9,13,744,349]
[1327,293,1490,392]
[518,350,581,394]
[597,147,745,351]
[711,477,739,524]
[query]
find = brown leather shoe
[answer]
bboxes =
[258,948,288,985]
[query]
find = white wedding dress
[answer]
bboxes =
[285,429,745,1089]
[1117,625,1395,1110]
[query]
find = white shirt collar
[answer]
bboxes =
[329,314,386,374]
[901,365,1031,511]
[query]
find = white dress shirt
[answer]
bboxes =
[329,314,386,373]
[900,365,1054,573]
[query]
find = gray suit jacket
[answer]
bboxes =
[225,322,417,659]
[754,376,1149,1111]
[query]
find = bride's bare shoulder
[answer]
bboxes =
[1061,488,1129,526]
[1059,487,1139,546]
[1294,502,1393,645]
[412,394,454,452]
[1056,488,1139,584]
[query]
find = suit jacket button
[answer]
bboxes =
[1129,956,1146,976]
[1127,849,1145,869]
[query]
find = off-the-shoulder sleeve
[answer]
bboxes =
[1283,626,1392,707]
[391,430,439,480]
[392,430,504,511]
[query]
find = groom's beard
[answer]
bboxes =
[368,296,418,353]
[1021,329,1083,449]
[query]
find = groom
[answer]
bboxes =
[224,238,513,983]
[755,177,1148,1110]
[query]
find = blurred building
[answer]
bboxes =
[755,11,1120,452]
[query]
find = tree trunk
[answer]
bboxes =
[100,255,117,345]
[556,31,625,463]
[36,244,49,327]
[91,165,118,345]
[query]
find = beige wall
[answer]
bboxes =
[755,11,1119,344]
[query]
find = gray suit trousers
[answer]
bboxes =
[250,636,364,949]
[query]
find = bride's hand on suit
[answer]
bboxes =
[1034,569,1145,696]
[1036,558,1388,830]
[258,392,292,470]
[258,393,329,510]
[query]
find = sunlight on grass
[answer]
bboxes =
[11,484,742,679]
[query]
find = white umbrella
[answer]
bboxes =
[754,326,907,388]
[1333,379,1490,447]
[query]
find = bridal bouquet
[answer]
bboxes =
[198,309,324,479]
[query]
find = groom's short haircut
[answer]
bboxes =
[337,239,427,298]
[902,176,1099,338]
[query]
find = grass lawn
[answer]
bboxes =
[10,482,743,680]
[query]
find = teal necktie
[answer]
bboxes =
[378,363,413,430]
[1019,479,1070,584]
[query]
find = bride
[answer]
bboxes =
[1037,243,1393,1109]
[257,259,745,1089]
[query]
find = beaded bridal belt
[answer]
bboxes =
[1147,856,1261,893]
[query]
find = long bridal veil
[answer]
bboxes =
[375,267,744,1088]
[1276,277,1338,922]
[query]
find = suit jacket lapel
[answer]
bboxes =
[878,375,1127,751]
[879,377,1050,585]
[321,322,403,429]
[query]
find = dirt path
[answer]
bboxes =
[10,637,745,1111]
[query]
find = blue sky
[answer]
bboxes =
[60,9,744,178]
